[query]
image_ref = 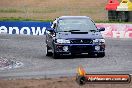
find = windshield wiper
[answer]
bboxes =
[89,30,97,32]
[61,30,80,32]
[68,30,80,32]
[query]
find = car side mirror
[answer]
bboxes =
[98,27,105,31]
[46,28,54,33]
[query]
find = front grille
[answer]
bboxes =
[70,46,93,53]
[70,39,93,44]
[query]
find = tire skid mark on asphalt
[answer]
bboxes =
[0,57,23,70]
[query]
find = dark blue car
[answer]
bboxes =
[46,16,105,59]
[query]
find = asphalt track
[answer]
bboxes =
[0,34,132,79]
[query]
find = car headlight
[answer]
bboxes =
[56,39,70,44]
[93,39,105,44]
[95,46,100,51]
[100,39,105,43]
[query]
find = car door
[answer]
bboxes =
[48,22,57,49]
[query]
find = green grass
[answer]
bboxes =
[0,8,59,14]
[0,17,52,22]
[0,7,66,14]
[32,8,63,13]
[0,0,129,22]
[0,17,132,23]
[0,8,24,13]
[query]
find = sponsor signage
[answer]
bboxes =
[76,66,131,85]
[97,23,132,38]
[0,21,132,38]
[0,21,51,35]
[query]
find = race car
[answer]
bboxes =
[45,16,105,59]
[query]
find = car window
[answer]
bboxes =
[57,18,97,32]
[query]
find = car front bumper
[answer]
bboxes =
[54,44,105,55]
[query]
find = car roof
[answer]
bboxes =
[58,16,90,20]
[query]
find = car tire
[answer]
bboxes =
[97,52,105,57]
[46,45,52,56]
[76,76,86,85]
[53,51,60,59]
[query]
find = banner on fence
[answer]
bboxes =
[0,21,132,38]
[97,23,132,38]
[0,21,51,35]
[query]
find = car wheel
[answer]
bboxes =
[53,51,60,59]
[97,52,105,57]
[46,45,52,56]
[76,76,86,85]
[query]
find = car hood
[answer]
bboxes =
[56,32,103,39]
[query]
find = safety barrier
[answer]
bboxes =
[105,0,119,11]
[117,0,132,11]
[97,23,132,38]
[0,21,132,38]
[0,21,51,35]
[105,0,132,22]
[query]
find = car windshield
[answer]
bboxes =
[57,18,97,32]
